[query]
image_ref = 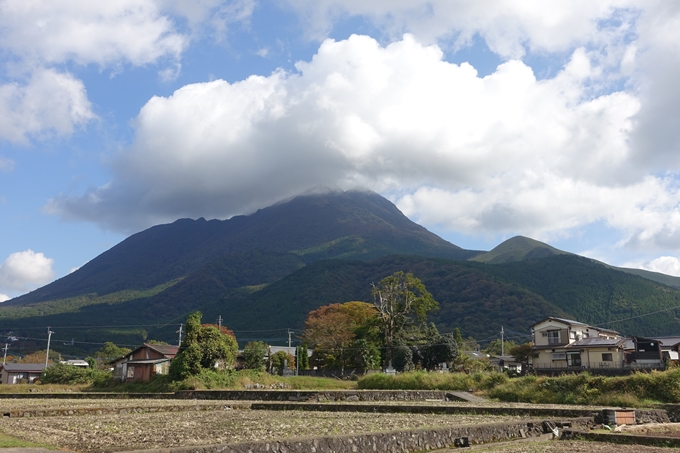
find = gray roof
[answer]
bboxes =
[565,338,626,348]
[645,336,680,347]
[1,363,46,372]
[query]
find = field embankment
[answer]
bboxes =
[359,369,680,407]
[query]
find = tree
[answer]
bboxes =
[297,345,309,370]
[303,301,381,372]
[483,339,518,356]
[270,351,295,374]
[202,324,236,338]
[243,341,268,371]
[372,271,438,365]
[19,349,61,364]
[509,343,534,364]
[453,328,464,350]
[169,311,239,380]
[94,342,132,360]
[304,308,354,372]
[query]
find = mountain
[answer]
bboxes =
[472,236,680,289]
[470,236,569,263]
[3,190,680,354]
[11,190,479,306]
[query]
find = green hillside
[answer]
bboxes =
[483,254,680,335]
[471,235,680,289]
[3,254,680,353]
[471,235,569,263]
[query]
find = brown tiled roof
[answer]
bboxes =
[144,344,179,358]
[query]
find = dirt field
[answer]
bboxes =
[464,439,677,452]
[615,422,680,438]
[0,399,527,452]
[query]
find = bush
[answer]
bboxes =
[40,363,112,385]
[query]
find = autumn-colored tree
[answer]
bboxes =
[303,301,380,372]
[304,307,354,372]
[18,350,60,364]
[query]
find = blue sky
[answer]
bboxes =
[1,1,680,300]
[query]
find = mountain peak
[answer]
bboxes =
[470,235,569,264]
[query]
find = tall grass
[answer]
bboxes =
[359,369,680,407]
[89,370,357,392]
[358,370,508,391]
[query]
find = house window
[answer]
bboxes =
[569,332,576,339]
[552,353,566,360]
[548,330,560,344]
[602,353,613,362]
[126,366,134,378]
[582,332,589,338]
[567,352,581,367]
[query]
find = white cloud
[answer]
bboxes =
[38,3,680,255]
[0,250,55,295]
[0,1,255,143]
[0,68,95,144]
[161,0,255,41]
[284,0,639,58]
[0,294,9,303]
[0,0,186,67]
[48,34,655,239]
[639,256,680,277]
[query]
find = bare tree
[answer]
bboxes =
[372,271,438,366]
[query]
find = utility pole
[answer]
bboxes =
[2,344,8,365]
[287,329,292,348]
[217,315,222,330]
[177,323,184,346]
[501,326,504,356]
[45,328,54,367]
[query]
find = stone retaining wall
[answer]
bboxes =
[248,402,670,424]
[175,390,449,402]
[122,418,593,453]
[0,392,173,399]
[563,429,680,447]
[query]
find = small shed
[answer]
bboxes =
[112,344,179,382]
[0,363,46,384]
